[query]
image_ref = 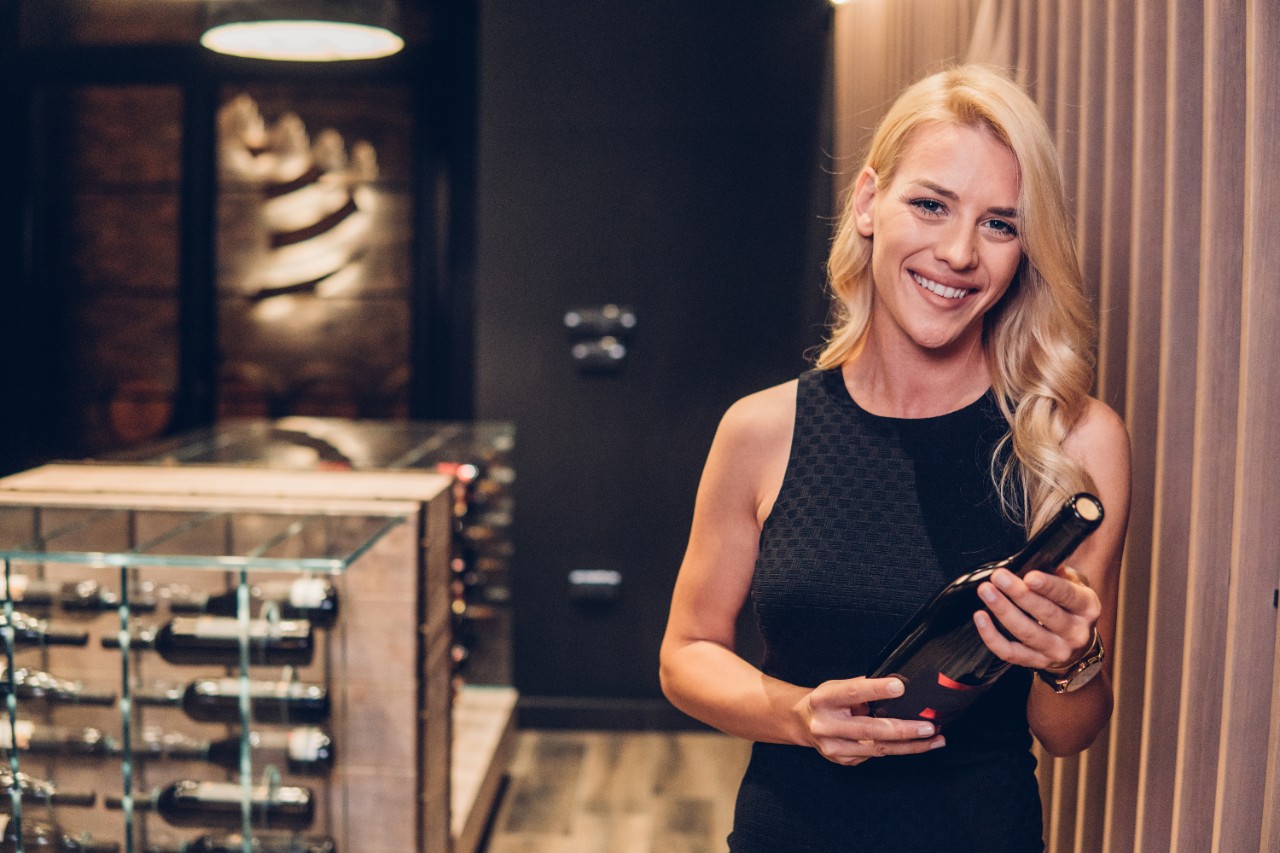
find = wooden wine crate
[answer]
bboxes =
[0,464,456,853]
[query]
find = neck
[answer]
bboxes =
[844,327,991,419]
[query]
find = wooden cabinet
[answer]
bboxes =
[0,464,470,853]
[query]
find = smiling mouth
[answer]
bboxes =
[911,272,973,300]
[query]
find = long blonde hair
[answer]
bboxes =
[817,65,1096,533]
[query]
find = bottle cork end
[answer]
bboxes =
[1075,494,1102,521]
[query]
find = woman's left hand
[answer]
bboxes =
[972,565,1101,671]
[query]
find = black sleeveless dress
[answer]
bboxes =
[729,369,1043,853]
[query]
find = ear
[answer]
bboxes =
[852,166,878,238]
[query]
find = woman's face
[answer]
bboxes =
[853,121,1024,358]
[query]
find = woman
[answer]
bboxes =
[659,65,1131,852]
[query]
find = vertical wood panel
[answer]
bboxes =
[1105,0,1167,849]
[1171,1,1245,849]
[1033,2,1057,111]
[1046,7,1082,851]
[1072,1,1121,842]
[831,2,1279,848]
[1217,1,1280,849]
[1135,2,1204,850]
[1016,2,1037,88]
[1052,0,1080,202]
[1093,0,1135,411]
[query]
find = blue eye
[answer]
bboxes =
[985,219,1019,238]
[910,198,946,216]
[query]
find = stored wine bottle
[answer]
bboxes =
[102,617,313,667]
[1,611,88,647]
[0,767,96,808]
[135,679,329,725]
[125,780,314,831]
[1,575,157,614]
[0,814,120,852]
[145,831,335,853]
[136,727,333,776]
[0,666,115,705]
[168,579,338,629]
[0,720,118,758]
[867,492,1104,729]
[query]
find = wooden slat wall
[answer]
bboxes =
[833,2,1280,850]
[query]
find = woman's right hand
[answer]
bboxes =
[797,676,947,766]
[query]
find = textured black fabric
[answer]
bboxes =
[730,368,1043,852]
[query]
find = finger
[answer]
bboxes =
[1024,568,1101,621]
[811,675,906,713]
[989,569,1098,635]
[816,734,947,766]
[977,577,1050,639]
[974,599,1085,671]
[973,608,1043,668]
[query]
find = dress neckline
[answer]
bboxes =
[819,368,993,425]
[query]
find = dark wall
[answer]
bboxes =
[475,1,834,724]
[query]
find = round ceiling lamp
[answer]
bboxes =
[202,0,404,62]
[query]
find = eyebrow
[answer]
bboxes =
[916,180,1019,219]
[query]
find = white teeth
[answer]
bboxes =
[911,272,969,300]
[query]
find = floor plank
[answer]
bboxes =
[482,730,751,853]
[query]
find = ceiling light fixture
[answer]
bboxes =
[202,0,404,62]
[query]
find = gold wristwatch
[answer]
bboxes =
[1036,628,1105,694]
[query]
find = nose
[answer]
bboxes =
[936,221,978,270]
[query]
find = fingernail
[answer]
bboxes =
[887,679,904,696]
[979,585,996,603]
[1026,572,1043,589]
[993,572,1011,589]
[917,723,935,737]
[931,737,947,749]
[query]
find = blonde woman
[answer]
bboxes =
[660,65,1130,852]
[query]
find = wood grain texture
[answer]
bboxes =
[834,1,1280,850]
[1216,0,1280,848]
[484,731,750,853]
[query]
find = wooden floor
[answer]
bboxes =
[480,730,752,853]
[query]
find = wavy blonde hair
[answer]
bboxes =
[816,65,1096,533]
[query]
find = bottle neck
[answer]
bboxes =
[1006,494,1102,576]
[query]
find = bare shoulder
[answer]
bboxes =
[717,379,798,451]
[1063,396,1132,519]
[1063,397,1130,471]
[703,380,797,522]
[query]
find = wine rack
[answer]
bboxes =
[0,469,456,853]
[101,418,515,690]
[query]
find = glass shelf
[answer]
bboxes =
[0,505,405,574]
[91,417,514,475]
[0,500,412,853]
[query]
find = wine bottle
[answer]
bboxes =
[136,727,333,776]
[0,720,118,758]
[1,575,158,614]
[867,492,1104,729]
[0,767,96,808]
[145,831,335,853]
[134,679,329,725]
[0,814,120,852]
[0,666,116,705]
[0,611,89,647]
[167,579,338,629]
[102,617,313,667]
[121,780,314,831]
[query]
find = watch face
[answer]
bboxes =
[1064,658,1104,693]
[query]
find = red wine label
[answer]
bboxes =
[870,670,991,729]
